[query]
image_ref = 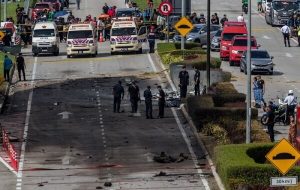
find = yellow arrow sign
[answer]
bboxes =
[174,17,194,37]
[266,138,300,175]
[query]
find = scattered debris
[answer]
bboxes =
[96,186,103,189]
[154,171,167,177]
[88,155,93,159]
[76,153,81,156]
[153,152,188,163]
[104,182,112,187]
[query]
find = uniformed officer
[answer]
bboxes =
[128,81,140,113]
[112,81,124,113]
[144,86,153,119]
[16,53,26,81]
[148,26,156,53]
[157,86,165,118]
[178,65,189,98]
[194,67,200,96]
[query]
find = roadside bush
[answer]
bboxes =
[202,123,230,144]
[222,71,232,82]
[213,93,246,107]
[157,43,176,55]
[174,42,201,49]
[215,144,300,190]
[174,57,221,70]
[213,82,238,94]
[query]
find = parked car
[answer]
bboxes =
[229,35,259,66]
[240,49,274,75]
[211,29,222,51]
[173,24,220,47]
[31,2,54,21]
[42,0,61,11]
[262,0,272,13]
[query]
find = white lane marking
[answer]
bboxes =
[0,156,17,176]
[148,54,218,190]
[171,108,211,190]
[16,57,38,190]
[263,35,271,39]
[285,53,293,58]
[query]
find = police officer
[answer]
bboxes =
[280,22,291,47]
[178,65,189,98]
[144,86,153,119]
[128,81,140,113]
[76,0,80,10]
[194,67,200,96]
[16,53,26,81]
[113,81,124,113]
[284,90,297,122]
[148,26,156,53]
[157,86,165,118]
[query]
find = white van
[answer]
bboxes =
[32,22,60,56]
[66,23,97,58]
[110,19,147,54]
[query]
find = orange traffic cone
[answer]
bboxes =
[99,32,104,42]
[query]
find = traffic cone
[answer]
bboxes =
[99,32,104,42]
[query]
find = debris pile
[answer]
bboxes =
[153,152,188,163]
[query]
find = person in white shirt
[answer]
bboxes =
[284,90,297,123]
[280,23,291,47]
[237,14,244,22]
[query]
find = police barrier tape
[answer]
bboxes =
[2,128,19,171]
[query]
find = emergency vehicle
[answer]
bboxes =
[32,22,60,56]
[66,23,97,58]
[110,19,147,54]
[0,22,20,46]
[220,21,247,60]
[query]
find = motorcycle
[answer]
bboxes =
[242,3,248,14]
[261,98,288,125]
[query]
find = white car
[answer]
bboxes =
[262,0,272,13]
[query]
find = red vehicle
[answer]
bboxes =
[42,0,61,11]
[229,35,259,66]
[220,21,247,60]
[31,2,54,21]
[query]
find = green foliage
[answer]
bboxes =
[215,144,300,190]
[213,93,246,107]
[133,0,160,10]
[160,53,183,65]
[214,82,238,94]
[202,123,230,144]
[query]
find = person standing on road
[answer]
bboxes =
[113,81,124,113]
[265,105,275,142]
[194,67,200,96]
[102,3,109,14]
[128,81,140,113]
[280,22,291,47]
[257,0,262,12]
[257,76,265,107]
[157,86,165,118]
[148,26,156,53]
[16,53,26,81]
[288,115,297,147]
[76,0,80,10]
[178,66,189,98]
[3,55,13,82]
[237,13,244,22]
[284,90,297,121]
[253,77,260,108]
[220,14,228,27]
[144,86,153,119]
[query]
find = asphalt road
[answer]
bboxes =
[0,0,219,189]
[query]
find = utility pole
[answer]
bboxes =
[4,0,7,21]
[181,0,185,50]
[246,0,252,144]
[206,0,211,90]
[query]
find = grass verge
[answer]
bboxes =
[133,0,161,10]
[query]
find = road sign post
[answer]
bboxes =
[181,0,186,50]
[266,138,300,175]
[158,1,173,43]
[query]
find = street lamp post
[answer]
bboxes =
[246,0,252,144]
[206,0,211,90]
[181,0,185,50]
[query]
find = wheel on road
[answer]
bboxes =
[137,48,142,54]
[54,49,59,56]
[269,71,273,75]
[33,53,38,57]
[92,51,97,57]
[229,61,234,66]
[67,55,71,58]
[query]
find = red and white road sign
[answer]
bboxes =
[158,1,173,16]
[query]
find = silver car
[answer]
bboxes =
[173,24,220,47]
[240,50,274,75]
[211,29,222,51]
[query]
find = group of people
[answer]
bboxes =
[112,81,165,119]
[3,53,26,83]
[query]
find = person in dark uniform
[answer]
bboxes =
[157,86,165,118]
[178,66,189,98]
[16,53,26,81]
[148,26,156,53]
[194,67,200,96]
[144,86,153,119]
[3,33,12,46]
[265,105,275,142]
[113,81,124,113]
[128,81,140,113]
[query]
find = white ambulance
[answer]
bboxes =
[66,23,97,58]
[32,22,60,56]
[110,19,147,54]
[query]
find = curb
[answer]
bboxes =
[0,65,15,113]
[153,51,226,190]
